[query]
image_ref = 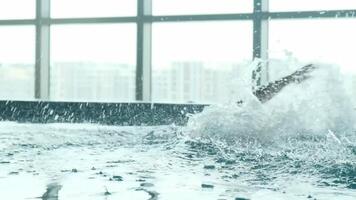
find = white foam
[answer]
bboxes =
[186,60,356,143]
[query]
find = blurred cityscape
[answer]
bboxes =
[50,62,136,102]
[0,61,244,103]
[153,61,242,103]
[2,61,356,104]
[0,63,34,99]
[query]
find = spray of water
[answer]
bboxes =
[182,60,356,194]
[186,60,356,141]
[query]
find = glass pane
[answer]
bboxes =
[152,21,252,104]
[269,19,356,79]
[153,0,253,15]
[0,26,35,100]
[270,0,356,12]
[51,0,137,18]
[51,24,136,102]
[0,0,35,19]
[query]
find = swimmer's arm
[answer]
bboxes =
[253,64,316,103]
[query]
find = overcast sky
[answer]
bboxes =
[0,1,356,72]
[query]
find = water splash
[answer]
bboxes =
[184,60,356,190]
[186,61,355,141]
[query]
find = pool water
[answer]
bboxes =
[0,121,354,200]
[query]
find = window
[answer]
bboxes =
[153,0,253,15]
[0,0,35,19]
[269,19,356,80]
[51,0,137,18]
[0,26,35,100]
[51,24,136,102]
[270,0,356,12]
[152,21,252,103]
[0,0,354,103]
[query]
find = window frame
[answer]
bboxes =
[0,0,355,102]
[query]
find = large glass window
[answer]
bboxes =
[0,0,35,19]
[152,21,252,104]
[270,0,356,12]
[0,26,35,100]
[153,0,253,15]
[269,18,356,80]
[51,0,137,18]
[51,24,136,102]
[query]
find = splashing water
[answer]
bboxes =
[187,61,356,138]
[185,61,356,194]
[187,61,355,137]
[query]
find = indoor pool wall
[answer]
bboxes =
[0,100,206,125]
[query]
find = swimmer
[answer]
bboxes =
[252,64,317,103]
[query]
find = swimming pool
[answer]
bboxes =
[0,64,355,200]
[0,120,355,200]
